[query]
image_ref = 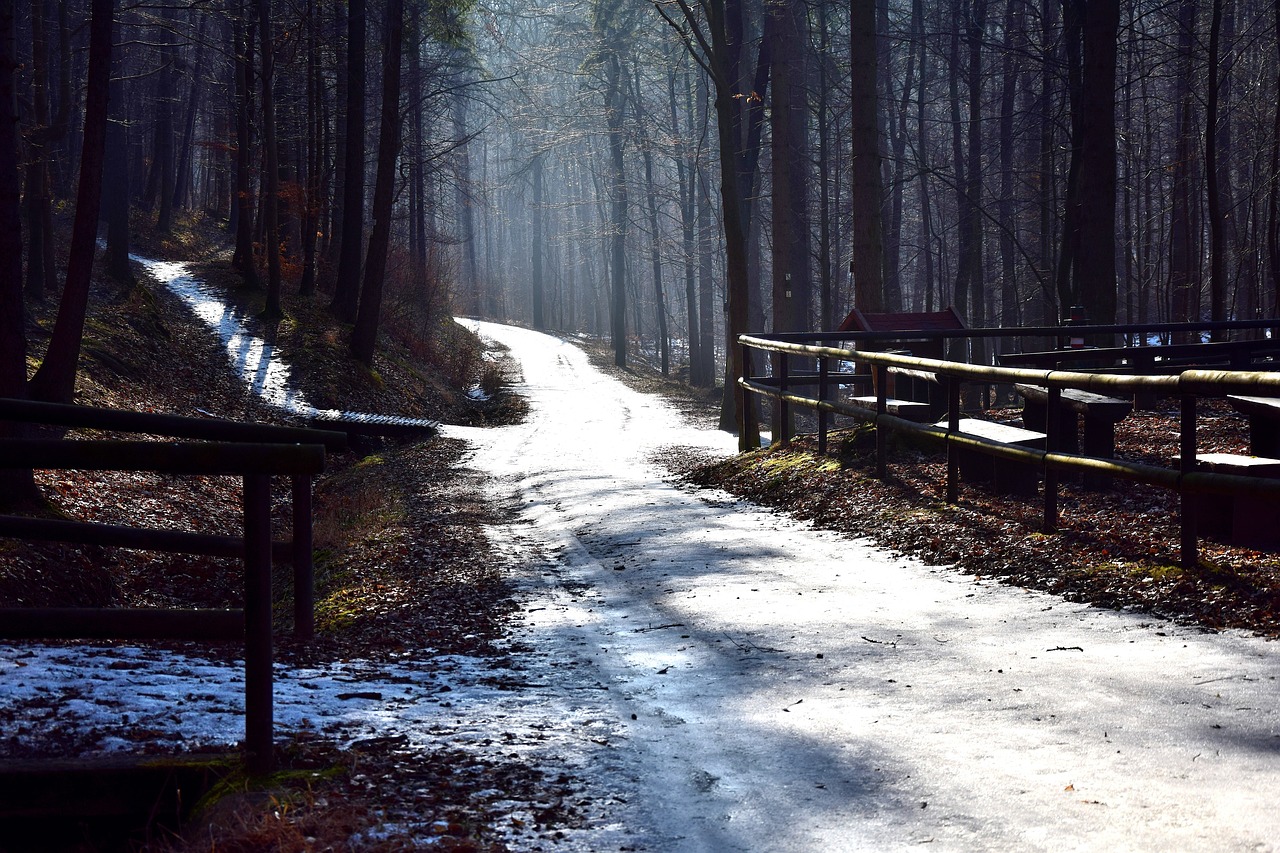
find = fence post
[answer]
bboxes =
[779,352,791,443]
[1180,394,1198,569]
[946,375,961,504]
[817,357,829,456]
[875,362,888,480]
[292,474,314,642]
[1043,386,1060,532]
[243,473,274,775]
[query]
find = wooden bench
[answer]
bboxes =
[1176,452,1280,550]
[1016,384,1132,488]
[1226,395,1280,457]
[940,418,1047,496]
[850,396,933,423]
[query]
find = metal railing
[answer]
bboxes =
[739,335,1280,570]
[0,399,347,773]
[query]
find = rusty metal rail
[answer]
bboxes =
[739,335,1280,570]
[0,399,345,774]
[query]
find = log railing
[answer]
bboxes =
[738,335,1280,570]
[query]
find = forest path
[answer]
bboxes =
[446,319,1280,852]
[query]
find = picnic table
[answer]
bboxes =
[1015,384,1132,488]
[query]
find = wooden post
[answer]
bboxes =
[875,362,888,480]
[1043,386,1060,532]
[946,376,961,503]
[1180,394,1198,569]
[778,352,791,443]
[243,474,274,775]
[291,474,314,642]
[817,357,829,456]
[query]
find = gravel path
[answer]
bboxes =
[447,320,1280,852]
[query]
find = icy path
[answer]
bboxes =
[446,320,1280,852]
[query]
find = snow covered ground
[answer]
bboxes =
[4,318,1280,851]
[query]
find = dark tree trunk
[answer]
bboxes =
[670,61,699,382]
[532,152,546,330]
[257,0,282,319]
[850,0,884,312]
[1205,0,1227,334]
[232,1,258,286]
[172,14,208,213]
[350,0,403,365]
[1169,0,1199,338]
[0,0,37,505]
[29,0,113,404]
[104,55,132,286]
[154,7,176,234]
[298,0,320,297]
[598,22,628,367]
[696,73,716,388]
[1074,0,1120,334]
[767,0,812,439]
[331,0,366,322]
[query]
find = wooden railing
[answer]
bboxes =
[738,335,1280,570]
[0,399,347,773]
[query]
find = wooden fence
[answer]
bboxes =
[738,334,1280,571]
[0,399,346,773]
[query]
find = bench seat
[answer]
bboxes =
[1176,452,1280,550]
[850,396,933,423]
[939,418,1046,496]
[1017,384,1133,489]
[1226,395,1280,457]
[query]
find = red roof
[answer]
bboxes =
[837,307,967,333]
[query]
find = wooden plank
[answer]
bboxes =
[0,439,325,475]
[850,396,933,422]
[1015,384,1132,419]
[0,754,233,820]
[0,397,348,450]
[943,418,1047,448]
[0,515,294,562]
[0,608,243,640]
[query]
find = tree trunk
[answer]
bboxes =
[257,0,282,319]
[232,1,258,287]
[29,0,113,404]
[172,14,207,212]
[850,0,884,312]
[1205,0,1227,335]
[154,7,176,234]
[0,0,37,505]
[1169,0,1199,338]
[602,43,627,367]
[670,60,699,380]
[104,53,132,286]
[350,0,403,365]
[767,0,812,439]
[1074,0,1120,334]
[532,152,546,330]
[331,0,366,322]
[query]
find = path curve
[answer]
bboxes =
[447,320,1280,852]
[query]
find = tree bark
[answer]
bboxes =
[331,0,366,322]
[0,0,38,505]
[850,0,884,312]
[767,0,811,439]
[231,0,258,287]
[257,0,282,319]
[29,0,113,404]
[350,0,403,365]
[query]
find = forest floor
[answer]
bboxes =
[5,222,1280,848]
